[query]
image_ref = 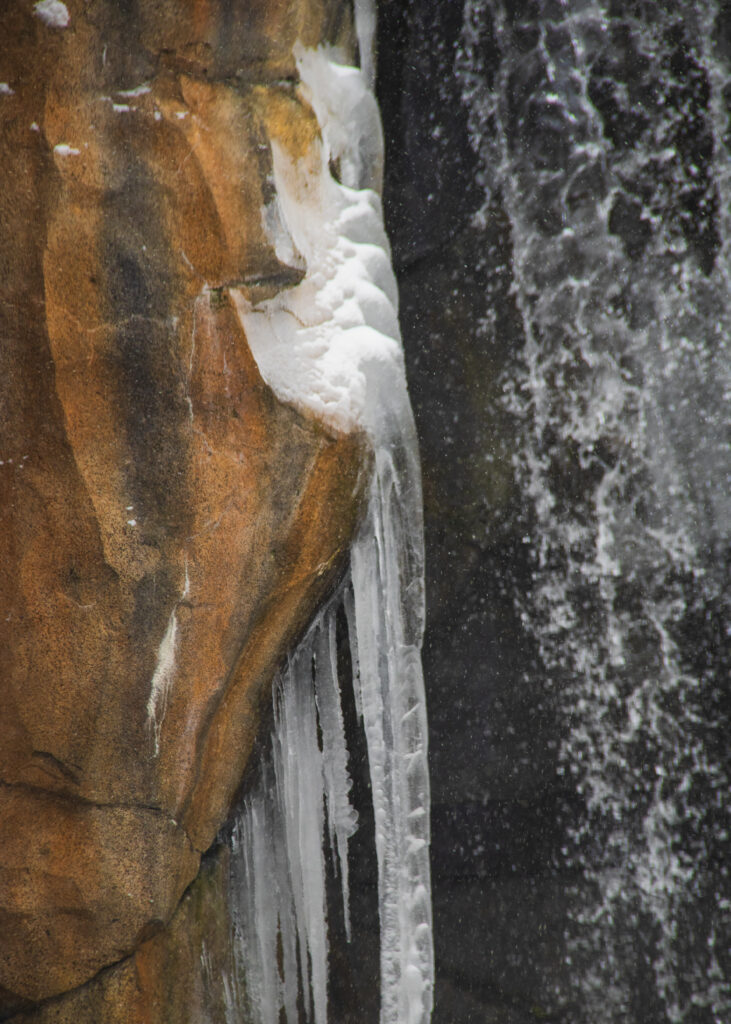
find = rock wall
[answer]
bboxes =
[377,1,730,1021]
[0,2,369,1018]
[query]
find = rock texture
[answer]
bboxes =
[0,0,366,1014]
[3,843,241,1024]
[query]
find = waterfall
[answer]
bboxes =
[457,2,730,1021]
[224,29,434,1024]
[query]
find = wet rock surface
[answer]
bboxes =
[2,843,239,1024]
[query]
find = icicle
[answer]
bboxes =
[349,438,433,1024]
[228,14,433,1020]
[274,647,329,1024]
[230,599,361,1024]
[314,609,358,940]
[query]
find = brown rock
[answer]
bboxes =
[0,0,367,1011]
[3,844,242,1024]
[0,786,199,1004]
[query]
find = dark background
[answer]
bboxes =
[369,1,731,1022]
[375,4,573,1019]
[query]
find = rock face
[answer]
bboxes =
[3,843,241,1024]
[0,0,366,1015]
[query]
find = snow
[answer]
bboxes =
[232,48,398,437]
[33,0,69,29]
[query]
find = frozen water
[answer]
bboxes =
[229,34,432,1023]
[313,611,358,939]
[230,612,337,1024]
[349,443,432,1024]
[231,483,432,1024]
[232,48,397,437]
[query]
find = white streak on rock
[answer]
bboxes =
[146,610,178,757]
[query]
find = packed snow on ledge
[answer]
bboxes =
[227,46,434,1024]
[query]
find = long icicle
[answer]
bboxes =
[350,440,433,1024]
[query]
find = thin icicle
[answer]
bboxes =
[343,586,363,721]
[314,610,358,939]
[274,648,328,1024]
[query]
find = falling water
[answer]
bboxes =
[458,1,730,1020]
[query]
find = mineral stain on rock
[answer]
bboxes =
[0,0,367,1018]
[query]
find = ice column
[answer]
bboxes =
[348,432,433,1024]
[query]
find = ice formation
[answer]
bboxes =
[228,40,433,1024]
[33,0,70,29]
[232,50,397,436]
[230,606,348,1024]
[146,563,189,756]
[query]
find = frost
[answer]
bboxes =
[53,144,80,157]
[33,0,69,29]
[0,83,14,96]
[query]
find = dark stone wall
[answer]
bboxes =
[376,4,575,1019]
[376,1,730,1021]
